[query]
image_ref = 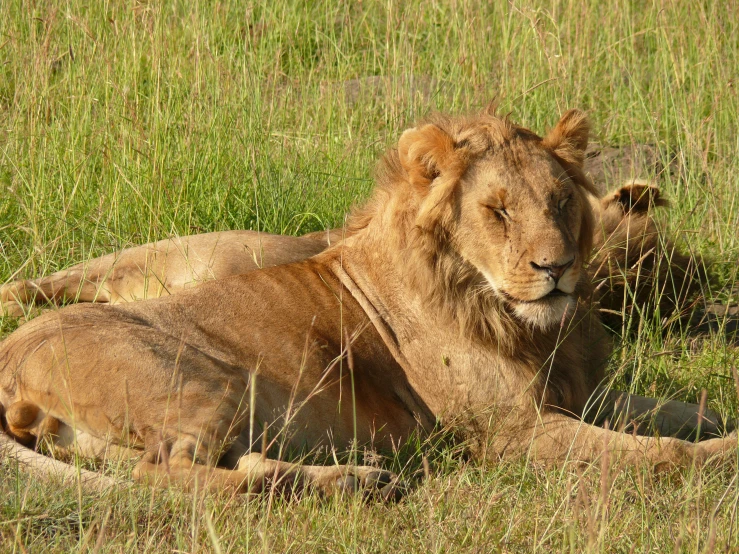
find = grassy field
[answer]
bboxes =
[1,0,739,551]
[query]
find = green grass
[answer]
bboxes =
[1,0,738,551]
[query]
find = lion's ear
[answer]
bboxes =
[542,109,590,167]
[398,124,458,187]
[399,123,467,232]
[605,180,668,213]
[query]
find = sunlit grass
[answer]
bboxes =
[1,0,738,551]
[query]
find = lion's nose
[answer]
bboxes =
[530,258,574,284]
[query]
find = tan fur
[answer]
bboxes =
[0,111,734,496]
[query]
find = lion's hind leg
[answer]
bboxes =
[1,279,53,316]
[1,266,110,316]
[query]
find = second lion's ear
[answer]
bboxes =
[542,109,590,167]
[606,180,668,213]
[398,124,458,187]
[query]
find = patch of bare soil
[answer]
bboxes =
[583,142,678,195]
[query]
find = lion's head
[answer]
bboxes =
[350,109,598,334]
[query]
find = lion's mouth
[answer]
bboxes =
[496,285,575,329]
[500,287,570,304]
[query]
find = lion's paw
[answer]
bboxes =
[334,467,404,502]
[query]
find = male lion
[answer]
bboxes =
[0,110,734,496]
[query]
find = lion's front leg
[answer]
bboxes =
[131,452,402,500]
[235,453,403,500]
[508,412,735,470]
[583,388,733,440]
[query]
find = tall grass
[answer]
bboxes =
[1,0,738,551]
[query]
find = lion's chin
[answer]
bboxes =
[511,294,575,330]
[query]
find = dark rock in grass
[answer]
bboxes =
[339,75,438,106]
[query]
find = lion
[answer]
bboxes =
[0,109,734,497]
[588,180,707,329]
